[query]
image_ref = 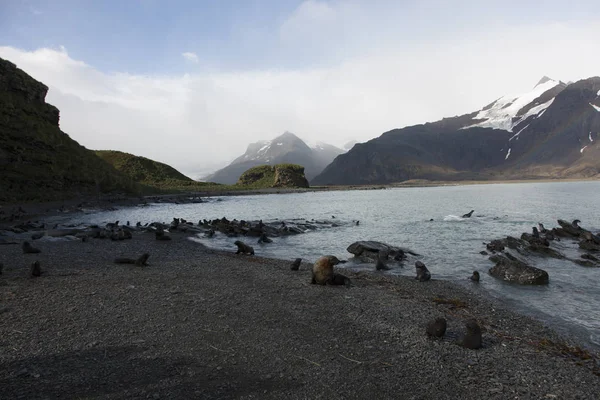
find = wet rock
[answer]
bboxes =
[346,241,420,262]
[489,254,549,285]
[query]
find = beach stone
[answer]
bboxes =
[489,254,549,285]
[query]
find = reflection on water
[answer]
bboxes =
[68,181,600,349]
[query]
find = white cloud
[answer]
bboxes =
[182,52,199,63]
[1,3,600,178]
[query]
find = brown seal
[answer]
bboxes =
[426,317,447,338]
[415,261,431,282]
[234,240,255,255]
[22,241,41,254]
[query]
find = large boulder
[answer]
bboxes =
[346,241,420,262]
[488,254,549,285]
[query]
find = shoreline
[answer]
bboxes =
[1,230,599,398]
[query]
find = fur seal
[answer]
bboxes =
[205,229,215,238]
[258,233,273,244]
[469,271,480,282]
[532,227,540,238]
[415,261,431,282]
[31,232,44,240]
[376,256,391,271]
[462,210,474,218]
[155,231,172,241]
[114,253,150,267]
[290,258,302,271]
[538,223,547,234]
[30,261,41,277]
[426,317,447,338]
[234,240,255,255]
[22,241,41,254]
[572,219,581,228]
[311,255,350,285]
[459,319,482,349]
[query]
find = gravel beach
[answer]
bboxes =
[1,230,599,399]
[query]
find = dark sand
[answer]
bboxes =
[1,231,599,399]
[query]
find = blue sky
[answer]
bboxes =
[1,1,600,177]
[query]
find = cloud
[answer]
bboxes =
[182,52,199,63]
[1,2,599,178]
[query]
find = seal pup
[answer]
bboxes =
[462,210,475,218]
[234,240,254,255]
[458,319,482,349]
[415,261,431,282]
[258,233,273,244]
[469,271,480,282]
[376,256,391,271]
[290,258,302,271]
[22,241,41,254]
[114,253,150,267]
[155,231,172,241]
[426,317,447,338]
[30,261,41,277]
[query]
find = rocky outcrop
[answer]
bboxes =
[237,164,309,188]
[346,241,420,262]
[489,254,549,285]
[0,57,137,202]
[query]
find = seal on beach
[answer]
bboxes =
[311,255,350,285]
[22,241,41,254]
[234,240,255,255]
[114,253,150,267]
[290,258,302,271]
[30,261,41,277]
[459,319,482,349]
[462,210,475,218]
[469,271,480,282]
[415,261,431,282]
[376,256,391,271]
[155,231,172,241]
[426,317,447,338]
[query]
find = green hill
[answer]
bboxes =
[95,150,220,191]
[237,164,309,188]
[0,57,140,203]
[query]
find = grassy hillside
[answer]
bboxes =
[95,150,221,192]
[0,58,141,203]
[237,164,309,188]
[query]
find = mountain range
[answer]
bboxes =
[204,132,345,184]
[312,76,600,185]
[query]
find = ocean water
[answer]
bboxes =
[67,181,600,350]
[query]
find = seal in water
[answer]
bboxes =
[30,261,41,277]
[258,233,273,244]
[234,240,255,255]
[458,319,482,349]
[426,317,447,338]
[22,241,41,254]
[461,210,475,218]
[469,271,480,282]
[290,258,302,271]
[415,261,431,282]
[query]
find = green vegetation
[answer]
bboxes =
[95,150,221,192]
[237,163,309,188]
[0,58,143,203]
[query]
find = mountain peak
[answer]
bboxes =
[535,76,555,87]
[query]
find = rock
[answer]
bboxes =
[488,254,549,285]
[579,240,600,252]
[346,241,419,262]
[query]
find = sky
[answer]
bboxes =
[1,0,600,178]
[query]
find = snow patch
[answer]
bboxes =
[581,146,588,153]
[505,148,511,160]
[275,142,283,146]
[258,143,271,152]
[509,124,529,141]
[590,103,600,112]
[466,80,559,132]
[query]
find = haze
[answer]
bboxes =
[1,0,599,178]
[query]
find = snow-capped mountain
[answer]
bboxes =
[205,132,345,184]
[313,76,600,185]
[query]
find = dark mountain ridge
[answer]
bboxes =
[313,77,600,185]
